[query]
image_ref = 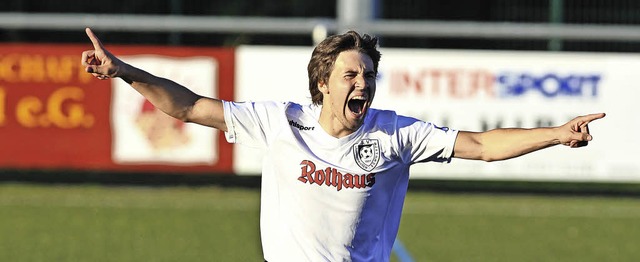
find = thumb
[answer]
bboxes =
[85,65,111,79]
[577,132,593,142]
[568,132,592,148]
[570,132,593,142]
[85,64,104,74]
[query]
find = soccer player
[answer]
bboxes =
[81,28,605,261]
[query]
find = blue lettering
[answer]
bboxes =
[497,72,601,98]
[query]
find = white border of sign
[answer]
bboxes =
[112,55,218,165]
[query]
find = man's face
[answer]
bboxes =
[319,50,376,136]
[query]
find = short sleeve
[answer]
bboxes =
[397,116,459,164]
[222,100,287,149]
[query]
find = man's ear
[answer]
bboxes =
[318,81,329,94]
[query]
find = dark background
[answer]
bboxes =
[2,0,640,52]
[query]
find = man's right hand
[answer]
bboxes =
[81,28,124,80]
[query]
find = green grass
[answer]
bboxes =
[0,184,262,262]
[0,183,639,261]
[398,193,640,262]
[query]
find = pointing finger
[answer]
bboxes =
[580,113,606,124]
[85,27,104,51]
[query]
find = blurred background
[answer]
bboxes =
[1,0,639,261]
[4,0,640,51]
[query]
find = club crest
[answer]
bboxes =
[353,139,380,172]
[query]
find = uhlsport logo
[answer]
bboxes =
[353,139,380,172]
[288,119,315,131]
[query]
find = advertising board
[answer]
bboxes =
[234,46,638,182]
[0,44,235,173]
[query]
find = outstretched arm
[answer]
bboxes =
[81,28,227,131]
[453,113,605,161]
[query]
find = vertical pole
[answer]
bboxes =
[312,24,329,45]
[169,0,182,45]
[548,0,564,51]
[337,0,375,34]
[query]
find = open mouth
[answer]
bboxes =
[347,96,367,116]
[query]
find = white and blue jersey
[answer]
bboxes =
[223,101,458,262]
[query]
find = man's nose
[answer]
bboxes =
[355,74,368,89]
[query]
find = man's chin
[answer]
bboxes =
[348,117,365,130]
[344,109,368,130]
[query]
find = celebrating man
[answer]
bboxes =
[82,28,604,261]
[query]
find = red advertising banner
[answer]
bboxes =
[0,44,234,173]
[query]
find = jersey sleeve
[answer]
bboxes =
[222,100,286,149]
[397,116,459,164]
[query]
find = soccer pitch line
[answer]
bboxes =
[393,238,415,262]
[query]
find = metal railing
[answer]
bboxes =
[2,12,640,43]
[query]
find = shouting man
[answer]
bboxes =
[82,28,604,262]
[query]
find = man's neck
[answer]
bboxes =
[318,109,357,139]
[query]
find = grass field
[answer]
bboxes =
[1,182,639,261]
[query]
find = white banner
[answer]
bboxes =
[234,46,639,182]
[112,55,218,165]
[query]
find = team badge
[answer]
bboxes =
[353,139,380,172]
